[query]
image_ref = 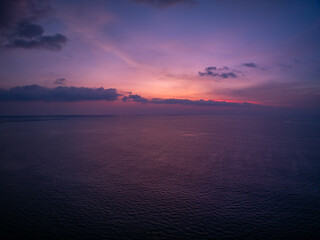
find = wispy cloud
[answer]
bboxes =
[242,62,258,68]
[54,78,67,85]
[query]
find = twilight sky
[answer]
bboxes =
[0,0,319,115]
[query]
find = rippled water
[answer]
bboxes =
[0,115,320,239]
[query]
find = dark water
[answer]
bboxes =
[1,115,320,239]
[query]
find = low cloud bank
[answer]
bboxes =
[0,85,120,101]
[122,94,255,107]
[0,84,257,108]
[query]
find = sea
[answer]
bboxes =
[0,115,319,239]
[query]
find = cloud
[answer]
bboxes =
[122,94,255,107]
[15,19,44,38]
[122,94,148,103]
[199,66,238,79]
[242,62,258,68]
[54,78,67,85]
[0,85,120,102]
[0,84,257,108]
[0,0,67,51]
[132,0,197,8]
[0,0,53,29]
[150,98,253,107]
[7,33,67,51]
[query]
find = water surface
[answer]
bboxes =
[1,115,319,239]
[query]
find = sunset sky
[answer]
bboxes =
[0,0,319,115]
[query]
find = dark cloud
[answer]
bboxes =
[54,78,67,85]
[0,84,258,108]
[0,0,53,29]
[242,62,258,68]
[0,0,67,51]
[15,19,44,38]
[199,66,238,79]
[7,33,67,51]
[122,94,148,103]
[132,0,197,8]
[219,72,237,78]
[122,94,255,107]
[0,85,120,102]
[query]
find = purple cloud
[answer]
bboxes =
[0,85,120,102]
[199,66,238,79]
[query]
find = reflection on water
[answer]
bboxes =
[0,115,319,239]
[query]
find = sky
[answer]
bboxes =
[0,0,319,115]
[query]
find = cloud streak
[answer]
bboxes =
[242,62,258,68]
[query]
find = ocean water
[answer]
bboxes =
[0,115,319,239]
